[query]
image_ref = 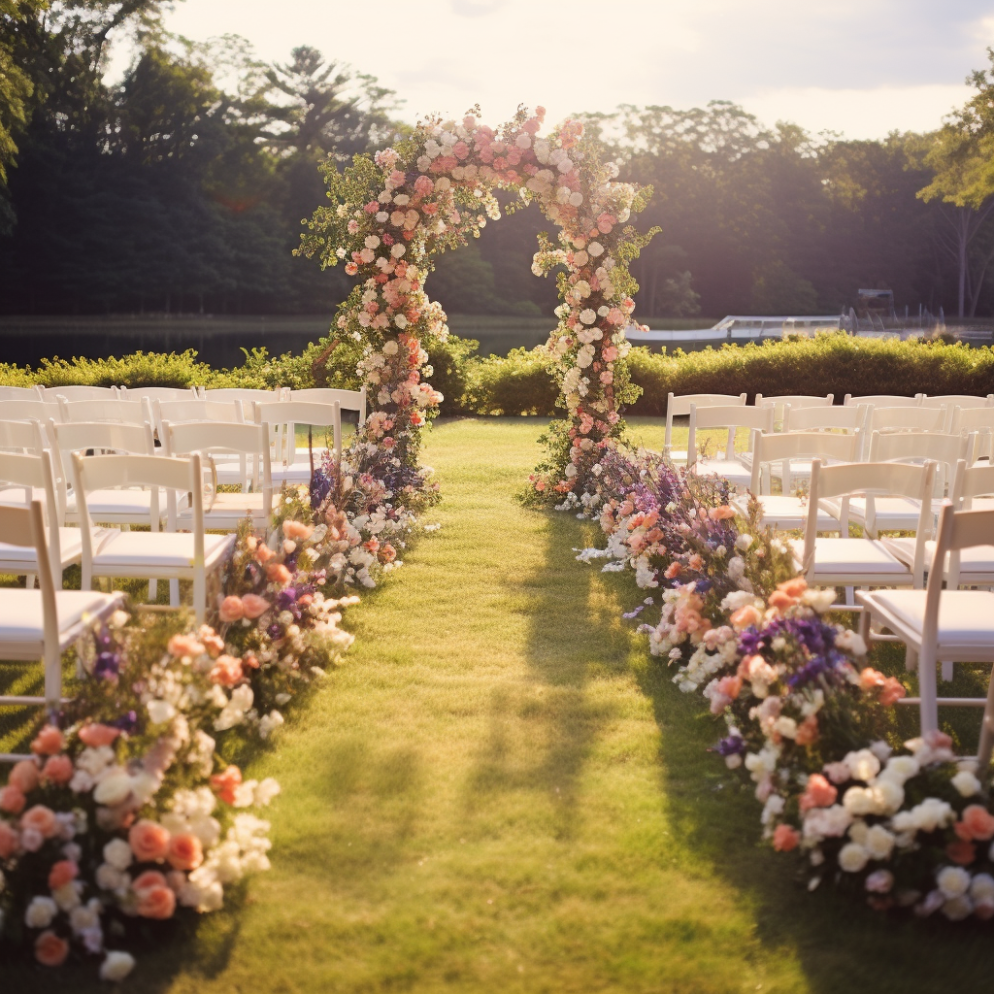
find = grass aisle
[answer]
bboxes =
[18,418,994,992]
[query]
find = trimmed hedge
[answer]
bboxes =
[2,332,992,417]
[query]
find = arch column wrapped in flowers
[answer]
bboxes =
[298,106,657,500]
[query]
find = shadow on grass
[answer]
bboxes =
[587,554,994,994]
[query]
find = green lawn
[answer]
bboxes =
[6,416,994,992]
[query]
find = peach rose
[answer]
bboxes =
[78,723,120,748]
[266,563,292,585]
[41,755,73,786]
[128,819,171,863]
[958,805,994,842]
[0,785,26,814]
[210,765,242,805]
[21,804,57,838]
[209,655,244,688]
[794,715,820,746]
[772,823,800,852]
[138,884,176,920]
[729,605,762,630]
[0,820,18,858]
[879,677,906,707]
[859,667,886,691]
[9,759,39,793]
[31,726,64,756]
[34,930,69,967]
[241,593,270,619]
[799,773,837,812]
[48,859,78,890]
[709,504,736,521]
[777,577,808,599]
[218,596,245,623]
[168,633,205,658]
[132,869,167,892]
[254,544,275,564]
[167,832,204,871]
[767,590,796,611]
[282,520,314,541]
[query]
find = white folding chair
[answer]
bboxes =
[918,393,993,409]
[72,452,234,624]
[824,430,974,535]
[792,459,936,604]
[858,501,994,755]
[0,399,64,425]
[58,398,150,425]
[951,407,994,462]
[153,399,249,486]
[664,393,747,464]
[253,400,342,483]
[844,394,921,408]
[0,500,123,753]
[120,386,200,404]
[201,387,284,406]
[40,385,120,403]
[733,430,859,530]
[0,419,52,512]
[755,394,833,430]
[0,451,81,585]
[161,421,273,530]
[686,404,774,489]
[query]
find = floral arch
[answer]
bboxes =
[298,106,657,501]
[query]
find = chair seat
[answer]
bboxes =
[859,589,994,649]
[0,486,48,508]
[0,588,124,654]
[886,537,994,578]
[690,458,751,488]
[733,494,840,531]
[821,495,939,532]
[0,527,84,569]
[67,488,165,521]
[91,530,234,571]
[789,537,912,575]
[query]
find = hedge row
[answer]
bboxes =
[1,333,992,416]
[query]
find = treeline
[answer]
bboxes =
[3,1,994,320]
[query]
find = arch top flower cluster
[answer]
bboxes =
[298,105,658,498]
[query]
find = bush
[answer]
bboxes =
[464,346,559,416]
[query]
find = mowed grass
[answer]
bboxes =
[6,416,994,992]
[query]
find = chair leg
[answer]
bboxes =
[44,648,61,709]
[978,667,994,770]
[169,578,179,607]
[905,647,918,673]
[918,651,939,735]
[941,660,954,682]
[193,568,205,625]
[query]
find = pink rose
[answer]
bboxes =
[41,755,73,786]
[48,859,78,890]
[8,759,39,793]
[21,805,57,838]
[78,723,121,748]
[0,785,25,814]
[218,596,245,623]
[129,819,171,863]
[241,593,270,620]
[0,820,18,858]
[31,726,64,756]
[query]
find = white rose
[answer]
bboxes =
[838,843,869,873]
[25,896,58,929]
[103,838,133,871]
[951,770,981,797]
[391,243,406,258]
[93,771,133,807]
[936,865,971,898]
[971,873,994,902]
[865,824,895,861]
[588,241,604,257]
[147,699,176,725]
[844,749,881,782]
[364,235,380,249]
[100,952,136,982]
[943,895,973,920]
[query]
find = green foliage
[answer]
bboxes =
[464,346,558,416]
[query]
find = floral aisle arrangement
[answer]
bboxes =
[297,105,658,497]
[574,444,994,922]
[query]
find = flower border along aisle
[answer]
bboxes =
[297,105,658,497]
[574,448,994,922]
[0,453,427,979]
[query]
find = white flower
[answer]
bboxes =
[147,699,176,725]
[100,952,136,982]
[734,534,752,552]
[841,786,876,817]
[951,770,982,797]
[943,895,974,920]
[936,865,971,898]
[834,629,867,656]
[93,771,133,807]
[878,755,919,785]
[844,749,880,782]
[103,838,133,871]
[971,873,994,902]
[25,896,58,929]
[865,824,895,861]
[588,240,604,257]
[801,588,836,613]
[838,843,869,873]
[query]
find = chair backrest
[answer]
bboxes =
[867,406,947,434]
[783,404,868,433]
[844,394,920,407]
[0,418,47,454]
[804,458,936,581]
[0,399,63,425]
[664,393,746,458]
[71,451,203,562]
[755,394,833,412]
[287,387,366,423]
[749,430,860,494]
[40,385,119,403]
[688,404,774,464]
[0,501,59,698]
[951,406,994,435]
[254,400,342,463]
[951,458,994,505]
[59,397,150,425]
[119,386,200,403]
[0,450,65,572]
[153,399,245,436]
[0,385,43,401]
[202,387,284,404]
[918,394,993,409]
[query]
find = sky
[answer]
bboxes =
[123,0,994,139]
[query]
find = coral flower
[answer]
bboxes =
[0,785,25,814]
[78,723,120,748]
[30,726,64,756]
[773,823,800,852]
[947,838,978,865]
[957,805,994,841]
[777,577,808,599]
[729,605,762,630]
[878,677,906,706]
[266,563,292,584]
[709,505,736,521]
[48,859,78,890]
[218,596,245,622]
[0,821,18,858]
[799,774,837,812]
[138,884,176,920]
[21,804,58,838]
[128,819,171,863]
[167,832,204,871]
[282,520,314,541]
[9,759,39,793]
[34,931,69,967]
[241,593,270,619]
[41,755,73,786]
[210,765,242,805]
[168,633,205,658]
[210,655,244,688]
[794,715,820,746]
